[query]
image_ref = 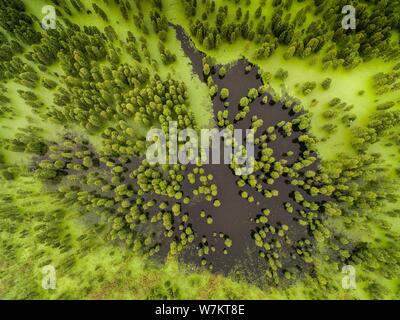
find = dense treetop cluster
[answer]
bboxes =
[0,0,399,299]
[182,0,400,69]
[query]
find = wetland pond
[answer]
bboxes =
[36,25,328,286]
[173,25,327,281]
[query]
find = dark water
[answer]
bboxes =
[35,26,328,285]
[174,25,326,281]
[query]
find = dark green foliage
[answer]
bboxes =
[0,0,398,298]
[321,78,332,90]
[92,3,109,22]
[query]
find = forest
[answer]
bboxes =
[0,0,399,300]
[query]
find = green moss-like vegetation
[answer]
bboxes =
[0,0,399,300]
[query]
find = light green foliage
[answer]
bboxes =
[0,0,399,301]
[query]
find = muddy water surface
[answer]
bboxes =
[174,25,326,280]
